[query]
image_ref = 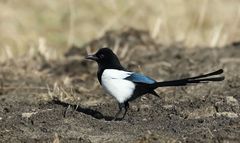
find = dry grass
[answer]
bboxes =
[0,0,240,61]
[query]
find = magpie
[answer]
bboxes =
[86,48,224,120]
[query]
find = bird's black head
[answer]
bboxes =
[86,48,123,70]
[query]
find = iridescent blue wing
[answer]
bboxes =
[125,73,156,84]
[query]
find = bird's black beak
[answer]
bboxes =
[85,54,98,61]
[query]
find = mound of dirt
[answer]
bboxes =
[0,29,240,142]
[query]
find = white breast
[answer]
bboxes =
[101,69,135,103]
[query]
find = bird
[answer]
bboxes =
[86,48,224,120]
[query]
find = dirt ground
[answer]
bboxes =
[0,29,240,143]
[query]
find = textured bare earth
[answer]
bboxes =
[0,29,240,142]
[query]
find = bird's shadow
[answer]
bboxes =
[50,99,115,121]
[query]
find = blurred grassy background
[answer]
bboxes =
[0,0,240,61]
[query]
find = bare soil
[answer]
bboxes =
[0,29,240,143]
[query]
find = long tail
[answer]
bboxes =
[151,69,224,88]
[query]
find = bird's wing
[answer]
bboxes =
[125,72,156,84]
[102,69,156,84]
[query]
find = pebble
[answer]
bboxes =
[215,112,239,118]
[22,112,37,118]
[226,96,239,107]
[163,105,174,110]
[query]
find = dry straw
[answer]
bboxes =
[0,0,240,60]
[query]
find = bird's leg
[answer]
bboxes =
[120,102,129,120]
[114,103,124,120]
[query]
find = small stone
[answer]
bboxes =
[226,96,239,106]
[140,104,151,110]
[215,112,239,118]
[22,112,37,118]
[163,105,174,110]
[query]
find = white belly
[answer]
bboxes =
[101,70,135,103]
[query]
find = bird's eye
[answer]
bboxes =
[99,54,104,58]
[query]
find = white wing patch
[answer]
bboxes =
[102,69,133,79]
[101,69,135,103]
